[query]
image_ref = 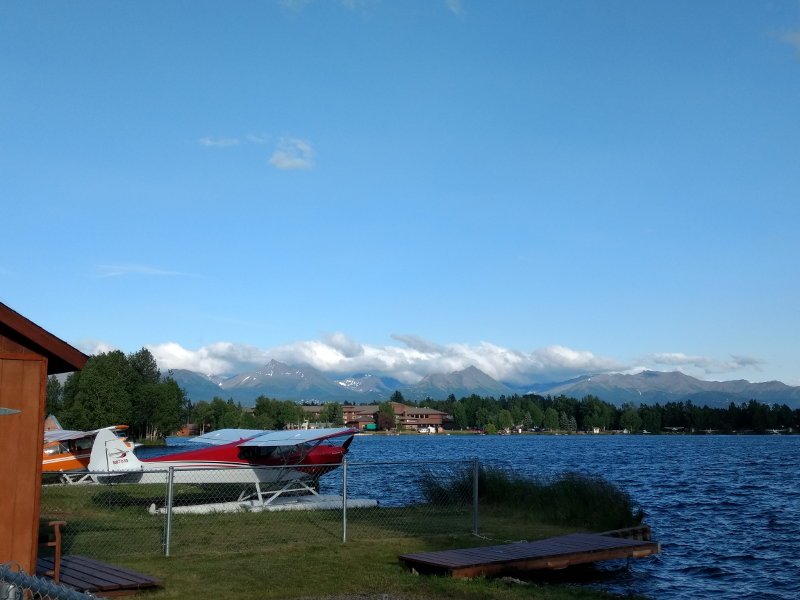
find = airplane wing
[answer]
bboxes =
[239,427,358,447]
[44,429,90,443]
[188,429,266,445]
[44,425,127,444]
[189,427,357,447]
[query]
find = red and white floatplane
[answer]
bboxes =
[87,426,376,514]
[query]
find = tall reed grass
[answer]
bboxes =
[421,465,643,531]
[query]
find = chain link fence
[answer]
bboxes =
[0,563,94,600]
[40,458,478,559]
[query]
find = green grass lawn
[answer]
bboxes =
[40,470,650,600]
[118,535,642,600]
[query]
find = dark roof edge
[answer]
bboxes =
[0,302,88,374]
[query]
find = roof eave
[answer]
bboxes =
[0,303,88,374]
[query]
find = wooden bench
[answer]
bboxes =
[38,520,66,583]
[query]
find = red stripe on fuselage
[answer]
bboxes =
[141,440,346,475]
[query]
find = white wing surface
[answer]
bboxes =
[241,427,357,447]
[44,425,126,444]
[191,427,357,447]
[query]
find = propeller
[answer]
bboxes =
[342,435,354,453]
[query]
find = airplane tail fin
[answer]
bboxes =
[88,427,143,474]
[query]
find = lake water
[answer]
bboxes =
[342,434,800,600]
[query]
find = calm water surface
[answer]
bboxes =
[343,434,800,600]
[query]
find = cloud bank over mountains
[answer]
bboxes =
[76,333,765,385]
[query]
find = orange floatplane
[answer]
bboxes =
[43,424,130,482]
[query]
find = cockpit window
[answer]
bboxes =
[44,442,70,455]
[75,438,93,451]
[238,446,276,460]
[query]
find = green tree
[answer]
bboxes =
[543,407,559,430]
[558,411,570,431]
[619,405,642,433]
[191,400,213,433]
[64,351,137,430]
[46,376,63,416]
[320,402,343,426]
[274,400,305,429]
[252,396,277,429]
[131,382,161,438]
[495,409,514,431]
[127,348,164,438]
[522,411,532,429]
[579,395,611,430]
[128,348,160,384]
[150,377,188,438]
[251,397,304,429]
[53,348,188,440]
[376,401,396,430]
[239,410,258,428]
[529,404,544,428]
[207,397,241,429]
[452,402,468,430]
[474,407,491,429]
[639,403,662,433]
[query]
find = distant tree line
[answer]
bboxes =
[415,392,800,434]
[47,348,189,440]
[187,396,343,432]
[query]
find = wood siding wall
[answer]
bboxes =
[0,344,47,574]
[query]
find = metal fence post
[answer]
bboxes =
[164,467,174,556]
[472,456,479,536]
[341,457,348,543]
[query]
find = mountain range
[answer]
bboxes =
[169,359,800,409]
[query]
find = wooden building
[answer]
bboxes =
[0,302,87,575]
[303,402,451,432]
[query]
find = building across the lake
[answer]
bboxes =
[303,402,450,432]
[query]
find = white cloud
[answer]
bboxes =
[341,0,372,9]
[644,352,764,376]
[147,335,627,384]
[323,332,365,358]
[444,0,462,16]
[281,0,370,11]
[279,0,311,10]
[76,339,119,356]
[148,341,271,376]
[75,331,773,385]
[246,134,270,144]
[198,137,240,148]
[390,334,445,354]
[269,138,315,170]
[96,264,190,278]
[780,31,800,55]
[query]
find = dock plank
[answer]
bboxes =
[36,555,163,596]
[400,533,660,579]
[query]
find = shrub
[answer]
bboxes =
[421,465,643,531]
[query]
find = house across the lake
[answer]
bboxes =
[303,402,450,432]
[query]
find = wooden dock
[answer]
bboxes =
[399,531,660,579]
[36,554,163,596]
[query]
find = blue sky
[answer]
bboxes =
[2,1,799,386]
